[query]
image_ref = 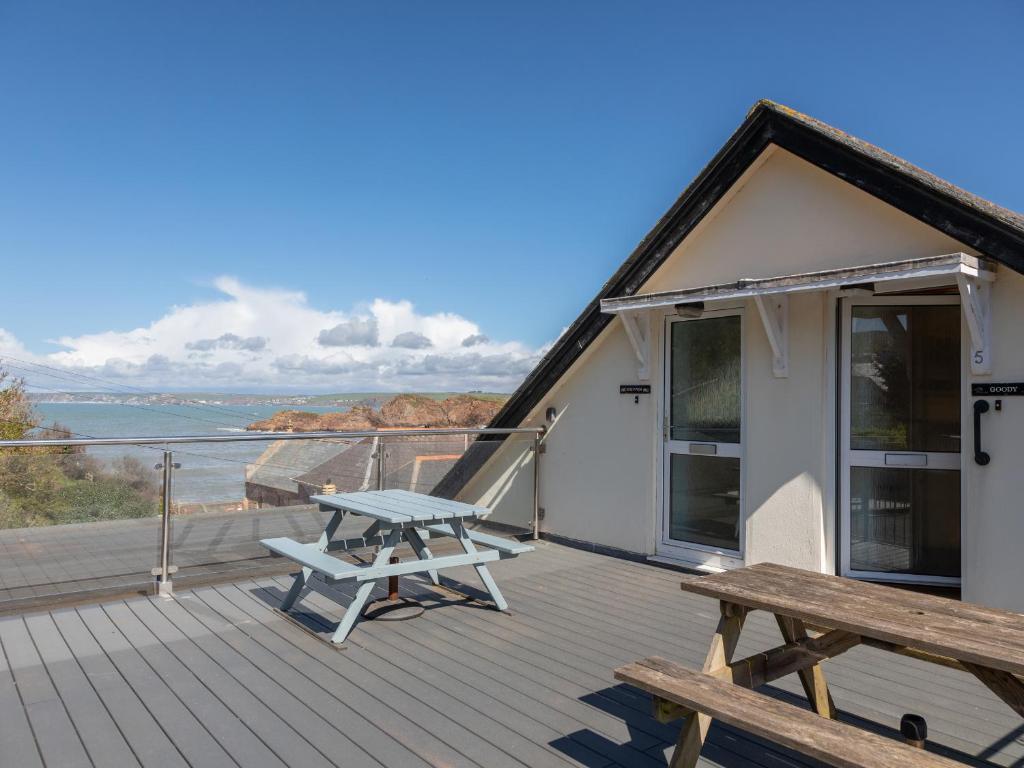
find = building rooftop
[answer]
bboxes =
[1,538,1019,768]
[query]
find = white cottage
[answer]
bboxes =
[451,100,1024,612]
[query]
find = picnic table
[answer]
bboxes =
[617,562,1024,768]
[261,489,533,644]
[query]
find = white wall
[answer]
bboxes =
[460,146,1024,611]
[460,323,658,555]
[963,268,1024,611]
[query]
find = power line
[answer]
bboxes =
[0,362,256,432]
[0,354,263,424]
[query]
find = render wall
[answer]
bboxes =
[962,267,1024,610]
[460,146,1024,611]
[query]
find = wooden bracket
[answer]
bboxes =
[753,294,789,378]
[652,695,692,724]
[620,311,651,381]
[957,274,992,375]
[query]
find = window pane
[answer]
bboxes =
[850,306,960,452]
[670,316,741,443]
[669,454,740,551]
[849,467,960,577]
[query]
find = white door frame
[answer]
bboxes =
[838,294,964,586]
[657,307,745,571]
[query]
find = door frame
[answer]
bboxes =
[838,294,965,586]
[657,306,746,571]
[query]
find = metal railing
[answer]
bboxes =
[0,426,543,601]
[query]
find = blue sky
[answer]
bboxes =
[0,1,1021,392]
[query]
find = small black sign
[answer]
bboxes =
[620,384,651,395]
[972,383,1024,396]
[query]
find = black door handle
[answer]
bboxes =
[974,399,991,465]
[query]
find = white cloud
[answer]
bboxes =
[317,318,379,347]
[5,277,543,392]
[391,331,432,350]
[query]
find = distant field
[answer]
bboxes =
[303,392,510,405]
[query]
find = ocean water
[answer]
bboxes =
[33,402,342,503]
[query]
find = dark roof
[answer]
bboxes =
[437,100,1024,498]
[494,99,1024,430]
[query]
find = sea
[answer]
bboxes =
[33,402,343,503]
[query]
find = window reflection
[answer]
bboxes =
[850,306,959,452]
[670,316,741,443]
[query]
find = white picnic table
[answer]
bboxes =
[260,489,533,643]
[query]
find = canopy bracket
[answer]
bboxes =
[620,311,650,381]
[754,294,789,378]
[957,274,992,375]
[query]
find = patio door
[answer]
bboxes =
[840,296,962,585]
[660,310,743,569]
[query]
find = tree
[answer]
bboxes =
[0,370,34,441]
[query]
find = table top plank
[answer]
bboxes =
[681,563,1024,677]
[338,492,436,521]
[311,490,481,524]
[384,489,490,518]
[311,495,412,524]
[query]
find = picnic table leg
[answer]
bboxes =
[330,526,402,644]
[405,528,440,585]
[452,520,508,611]
[669,601,747,768]
[281,508,345,612]
[775,614,837,719]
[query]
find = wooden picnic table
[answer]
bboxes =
[617,562,1024,767]
[260,489,532,644]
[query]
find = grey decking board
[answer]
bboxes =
[0,618,45,768]
[74,603,240,768]
[264,576,641,768]
[499,559,1009,747]
[99,600,290,768]
[276,573,663,745]
[22,613,141,768]
[553,557,1024,742]
[165,592,427,768]
[0,616,93,768]
[0,540,1019,768]
[489,557,1014,764]
[221,581,552,768]
[47,608,190,768]
[316,581,772,768]
[122,598,346,768]
[131,596,383,768]
[527,554,1011,714]
[195,583,487,768]
[274,575,810,768]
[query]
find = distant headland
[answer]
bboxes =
[246,393,508,432]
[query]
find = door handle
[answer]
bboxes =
[973,399,991,466]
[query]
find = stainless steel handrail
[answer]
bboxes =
[0,425,544,594]
[0,426,542,448]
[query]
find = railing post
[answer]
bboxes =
[156,449,175,596]
[532,431,541,541]
[376,439,385,491]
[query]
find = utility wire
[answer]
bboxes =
[0,353,264,424]
[0,361,255,432]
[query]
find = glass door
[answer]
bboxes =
[661,311,743,567]
[840,297,962,584]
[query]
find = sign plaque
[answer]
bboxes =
[620,384,651,395]
[972,383,1024,396]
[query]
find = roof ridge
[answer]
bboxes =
[753,100,1024,230]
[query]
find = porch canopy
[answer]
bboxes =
[599,252,995,379]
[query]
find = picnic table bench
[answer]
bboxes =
[616,562,1024,767]
[261,489,532,643]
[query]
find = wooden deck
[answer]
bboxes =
[0,540,1021,767]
